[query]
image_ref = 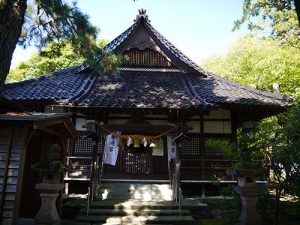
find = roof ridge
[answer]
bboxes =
[181,74,213,108]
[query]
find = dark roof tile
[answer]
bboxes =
[1,70,286,109]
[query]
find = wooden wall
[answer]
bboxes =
[0,125,28,225]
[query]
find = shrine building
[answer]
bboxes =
[1,10,287,196]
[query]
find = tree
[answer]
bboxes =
[0,0,99,93]
[235,0,300,47]
[202,37,300,95]
[248,98,300,225]
[7,39,108,83]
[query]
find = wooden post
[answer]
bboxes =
[200,113,206,197]
[91,136,99,201]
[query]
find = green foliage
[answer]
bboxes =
[3,0,119,86]
[21,0,100,59]
[202,37,300,95]
[233,161,264,174]
[206,139,239,160]
[274,99,300,196]
[18,1,128,77]
[98,52,127,76]
[7,39,109,82]
[234,0,300,47]
[248,98,300,197]
[202,34,300,223]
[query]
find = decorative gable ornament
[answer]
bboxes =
[134,8,150,23]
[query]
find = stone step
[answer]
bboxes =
[64,197,208,211]
[61,220,175,225]
[86,200,185,210]
[75,215,195,225]
[80,208,191,217]
[99,183,173,201]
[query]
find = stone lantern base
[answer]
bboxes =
[34,183,64,225]
[234,186,262,225]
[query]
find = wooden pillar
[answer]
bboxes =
[91,135,99,201]
[199,113,206,197]
[231,109,238,181]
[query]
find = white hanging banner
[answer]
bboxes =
[167,136,176,161]
[103,133,120,166]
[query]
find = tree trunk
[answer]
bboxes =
[295,0,300,25]
[0,0,27,93]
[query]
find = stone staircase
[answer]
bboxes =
[62,182,198,225]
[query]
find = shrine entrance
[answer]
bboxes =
[99,122,175,180]
[102,138,169,180]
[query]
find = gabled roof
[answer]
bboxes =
[103,9,206,75]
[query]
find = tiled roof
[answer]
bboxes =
[1,69,286,109]
[1,10,287,112]
[3,66,89,102]
[197,72,286,106]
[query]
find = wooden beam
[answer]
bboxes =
[37,127,63,137]
[62,118,79,140]
[34,117,78,139]
[33,118,63,129]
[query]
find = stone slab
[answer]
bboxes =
[79,208,191,216]
[76,215,194,223]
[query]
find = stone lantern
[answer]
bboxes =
[233,120,263,225]
[33,144,65,225]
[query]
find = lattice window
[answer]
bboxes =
[181,137,201,156]
[72,136,106,156]
[123,48,172,67]
[74,137,93,156]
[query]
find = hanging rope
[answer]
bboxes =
[98,124,177,141]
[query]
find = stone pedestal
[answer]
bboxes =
[234,172,263,225]
[34,183,64,225]
[234,186,262,225]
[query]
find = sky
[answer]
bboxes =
[11,0,248,69]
